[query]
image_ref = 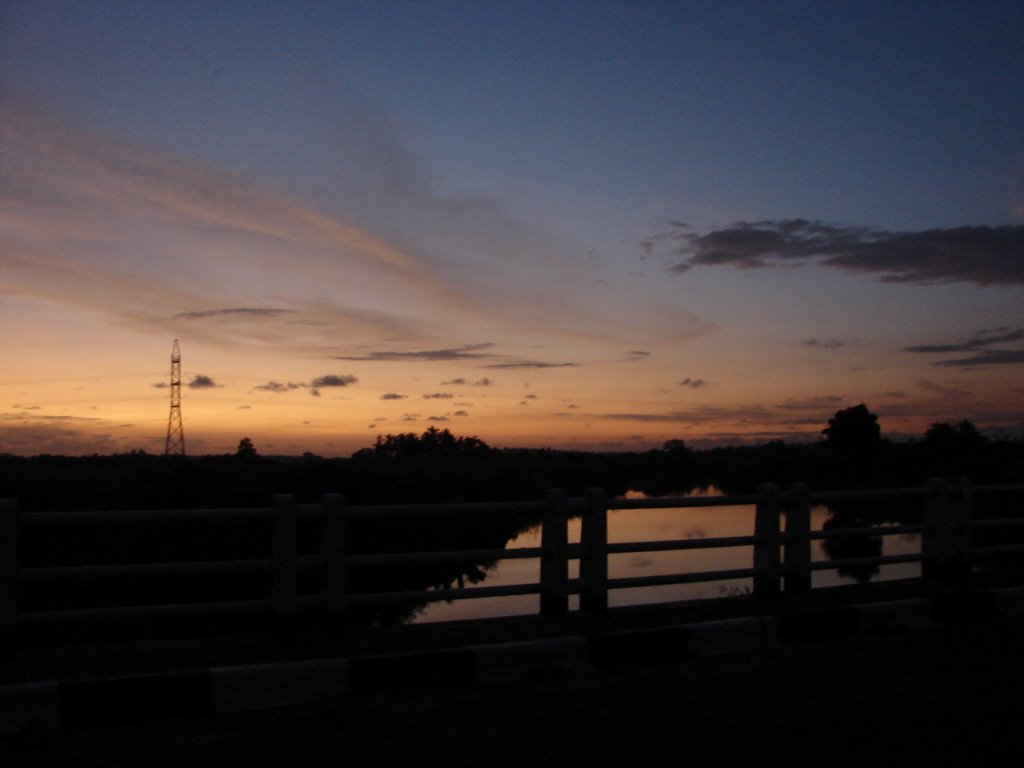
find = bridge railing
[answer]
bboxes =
[2,480,1024,636]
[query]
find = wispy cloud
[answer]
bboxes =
[932,349,1024,368]
[664,220,1024,285]
[904,328,1024,367]
[441,377,494,386]
[0,108,479,350]
[773,395,845,411]
[335,344,494,362]
[172,308,297,321]
[2,107,715,377]
[803,338,845,349]
[623,350,652,362]
[253,381,304,393]
[598,397,851,431]
[916,378,971,399]
[483,361,577,369]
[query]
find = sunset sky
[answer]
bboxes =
[2,1,1023,456]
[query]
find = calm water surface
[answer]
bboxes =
[413,487,920,623]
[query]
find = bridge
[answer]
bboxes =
[2,479,1023,741]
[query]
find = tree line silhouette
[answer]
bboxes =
[2,406,1022,512]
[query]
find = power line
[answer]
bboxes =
[5,396,165,407]
[0,373,165,386]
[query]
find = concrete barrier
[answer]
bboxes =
[992,586,1024,617]
[855,598,935,631]
[7,591,1024,734]
[470,636,590,682]
[210,658,350,712]
[686,616,777,656]
[0,680,59,734]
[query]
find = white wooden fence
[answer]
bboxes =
[2,479,1023,635]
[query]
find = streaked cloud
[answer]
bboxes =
[666,220,1024,285]
[598,397,851,431]
[904,328,1024,367]
[441,377,494,386]
[335,344,494,362]
[483,361,577,370]
[916,378,971,399]
[0,108,481,350]
[253,381,303,393]
[773,395,845,411]
[172,308,297,321]
[623,350,652,362]
[933,350,1024,368]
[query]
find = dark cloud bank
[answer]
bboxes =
[668,221,1024,286]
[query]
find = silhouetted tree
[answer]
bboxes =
[662,439,690,454]
[235,437,258,461]
[359,427,491,461]
[921,420,987,478]
[923,420,984,450]
[822,404,881,453]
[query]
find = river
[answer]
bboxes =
[412,486,921,623]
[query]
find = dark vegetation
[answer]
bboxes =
[4,409,1022,513]
[4,407,1023,636]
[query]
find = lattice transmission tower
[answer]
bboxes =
[164,339,186,456]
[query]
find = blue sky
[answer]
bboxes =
[1,1,1022,455]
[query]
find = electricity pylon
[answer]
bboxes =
[164,339,186,456]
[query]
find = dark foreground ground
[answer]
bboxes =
[6,611,1023,768]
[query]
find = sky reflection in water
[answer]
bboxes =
[413,488,921,623]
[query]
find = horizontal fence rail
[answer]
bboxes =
[2,480,1024,639]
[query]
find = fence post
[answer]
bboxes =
[322,493,347,629]
[540,489,570,617]
[784,483,812,595]
[754,484,781,598]
[923,478,949,581]
[948,477,973,577]
[272,494,299,618]
[580,487,608,616]
[0,499,16,642]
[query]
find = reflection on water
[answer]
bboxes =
[412,487,921,623]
